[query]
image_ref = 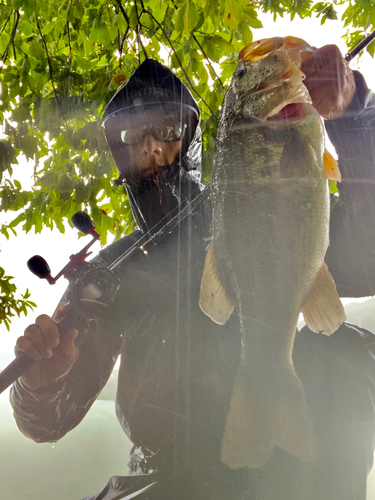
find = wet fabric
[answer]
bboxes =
[9,66,375,500]
[324,71,375,297]
[82,322,375,500]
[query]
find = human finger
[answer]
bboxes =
[302,45,342,78]
[51,330,79,372]
[16,335,43,361]
[23,323,54,359]
[302,45,355,119]
[35,314,60,348]
[58,329,79,359]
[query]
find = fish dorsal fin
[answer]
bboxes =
[199,242,235,325]
[301,262,346,336]
[323,149,341,182]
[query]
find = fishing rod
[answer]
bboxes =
[0,186,210,394]
[108,186,210,271]
[345,29,375,62]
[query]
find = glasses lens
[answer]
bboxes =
[120,128,147,145]
[120,118,186,145]
[154,120,186,142]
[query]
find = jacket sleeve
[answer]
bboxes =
[9,255,125,443]
[10,330,119,443]
[9,231,141,443]
[324,71,375,297]
[294,322,375,494]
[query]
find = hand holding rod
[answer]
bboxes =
[0,308,78,394]
[0,192,209,394]
[0,212,100,394]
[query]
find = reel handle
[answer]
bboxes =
[27,212,100,285]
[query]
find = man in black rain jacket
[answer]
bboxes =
[10,48,375,500]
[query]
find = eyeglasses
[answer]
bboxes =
[120,118,187,145]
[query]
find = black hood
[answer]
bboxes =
[102,59,204,234]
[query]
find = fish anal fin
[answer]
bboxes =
[221,368,315,470]
[323,149,341,182]
[199,242,235,325]
[301,262,346,336]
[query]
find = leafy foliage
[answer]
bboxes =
[0,0,373,325]
[0,266,36,330]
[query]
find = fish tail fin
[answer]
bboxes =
[221,371,273,470]
[269,368,315,463]
[221,367,315,470]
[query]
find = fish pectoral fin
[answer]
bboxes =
[323,149,341,182]
[199,242,235,325]
[301,262,346,336]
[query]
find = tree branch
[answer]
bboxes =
[118,29,122,68]
[114,0,132,66]
[67,21,72,60]
[0,12,12,38]
[138,7,217,119]
[122,36,138,59]
[35,15,54,82]
[191,32,224,89]
[134,0,148,61]
[1,10,20,64]
[114,0,130,26]
[136,31,148,61]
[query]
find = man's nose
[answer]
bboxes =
[141,133,162,156]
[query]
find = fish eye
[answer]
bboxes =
[237,69,247,80]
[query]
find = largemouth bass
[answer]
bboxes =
[199,37,345,470]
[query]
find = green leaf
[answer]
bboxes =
[41,21,56,35]
[240,22,253,45]
[176,0,200,34]
[243,6,263,28]
[367,40,375,58]
[22,20,34,37]
[28,40,46,60]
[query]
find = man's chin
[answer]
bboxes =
[141,164,167,178]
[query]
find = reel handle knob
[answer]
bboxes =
[71,211,96,236]
[27,255,55,284]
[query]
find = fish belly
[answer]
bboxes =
[212,119,328,469]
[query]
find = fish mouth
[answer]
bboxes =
[267,103,307,122]
[236,37,315,122]
[239,36,312,64]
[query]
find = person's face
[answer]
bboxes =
[121,109,184,178]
